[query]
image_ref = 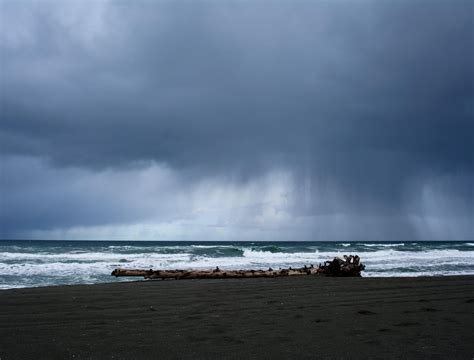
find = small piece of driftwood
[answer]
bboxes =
[111,255,365,279]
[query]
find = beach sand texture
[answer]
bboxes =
[1,276,473,359]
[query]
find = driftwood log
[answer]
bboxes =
[111,255,364,279]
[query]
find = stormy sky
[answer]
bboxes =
[1,0,473,241]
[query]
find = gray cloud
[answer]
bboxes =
[1,0,473,239]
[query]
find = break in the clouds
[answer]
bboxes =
[1,0,473,240]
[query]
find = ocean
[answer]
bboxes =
[1,240,473,289]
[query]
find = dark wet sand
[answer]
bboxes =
[0,276,473,359]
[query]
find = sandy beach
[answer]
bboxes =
[0,276,473,359]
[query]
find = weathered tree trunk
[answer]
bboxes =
[111,255,365,279]
[318,255,365,277]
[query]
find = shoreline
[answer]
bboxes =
[2,274,474,292]
[1,276,473,359]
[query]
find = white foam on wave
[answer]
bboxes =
[0,251,193,262]
[0,262,117,277]
[0,284,30,290]
[362,243,405,247]
[363,270,474,277]
[1,248,472,269]
[190,245,237,249]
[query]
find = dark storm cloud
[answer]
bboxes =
[1,0,473,238]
